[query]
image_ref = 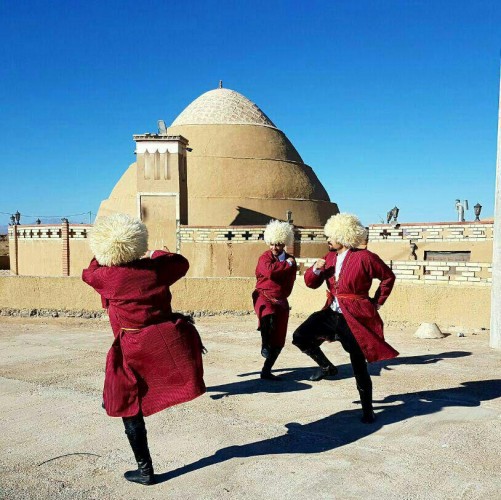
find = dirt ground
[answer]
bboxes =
[0,315,500,500]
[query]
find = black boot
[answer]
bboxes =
[122,414,155,485]
[358,385,375,424]
[304,346,338,381]
[260,347,283,381]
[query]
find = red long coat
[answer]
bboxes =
[304,248,398,362]
[252,250,297,348]
[82,251,205,417]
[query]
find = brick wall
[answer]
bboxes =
[295,258,491,285]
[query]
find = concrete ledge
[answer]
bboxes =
[0,276,491,331]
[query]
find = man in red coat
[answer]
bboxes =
[253,220,296,380]
[82,213,205,485]
[292,213,398,423]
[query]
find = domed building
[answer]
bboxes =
[98,85,338,230]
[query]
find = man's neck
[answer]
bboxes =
[337,247,349,255]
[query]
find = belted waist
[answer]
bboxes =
[326,290,369,301]
[260,290,288,305]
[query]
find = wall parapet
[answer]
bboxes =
[178,225,326,243]
[295,258,492,285]
[8,224,91,240]
[368,221,493,243]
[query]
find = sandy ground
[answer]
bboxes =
[0,315,500,500]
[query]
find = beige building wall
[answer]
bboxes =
[178,226,330,277]
[9,225,93,277]
[17,240,61,276]
[8,223,331,277]
[69,240,94,277]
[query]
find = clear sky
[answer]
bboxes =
[1,0,500,229]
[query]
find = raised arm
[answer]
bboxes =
[82,258,103,289]
[304,256,328,289]
[256,252,294,280]
[151,250,190,286]
[82,258,109,308]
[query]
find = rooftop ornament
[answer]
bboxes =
[157,120,167,135]
[474,202,482,222]
[14,211,21,225]
[455,199,468,222]
[9,214,15,226]
[286,210,293,224]
[386,206,399,225]
[36,219,41,225]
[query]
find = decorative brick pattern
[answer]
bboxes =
[9,225,89,240]
[369,222,493,243]
[390,261,490,285]
[178,226,326,244]
[171,88,277,128]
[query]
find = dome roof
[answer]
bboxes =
[171,88,277,128]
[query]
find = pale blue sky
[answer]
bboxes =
[1,0,500,228]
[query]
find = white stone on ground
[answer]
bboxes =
[414,322,445,339]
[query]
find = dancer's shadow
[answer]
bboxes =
[234,351,472,385]
[370,350,471,376]
[207,373,312,400]
[155,379,501,484]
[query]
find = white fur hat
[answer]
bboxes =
[89,213,148,266]
[324,213,367,249]
[264,220,294,246]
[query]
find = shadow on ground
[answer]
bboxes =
[157,378,500,484]
[207,351,472,399]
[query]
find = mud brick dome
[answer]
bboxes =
[98,86,338,227]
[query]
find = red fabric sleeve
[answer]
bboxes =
[304,266,325,289]
[257,252,293,280]
[304,253,329,289]
[152,251,190,286]
[368,252,396,306]
[82,258,102,288]
[82,258,109,309]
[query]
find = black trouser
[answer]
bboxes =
[260,314,275,351]
[292,308,372,393]
[259,314,283,377]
